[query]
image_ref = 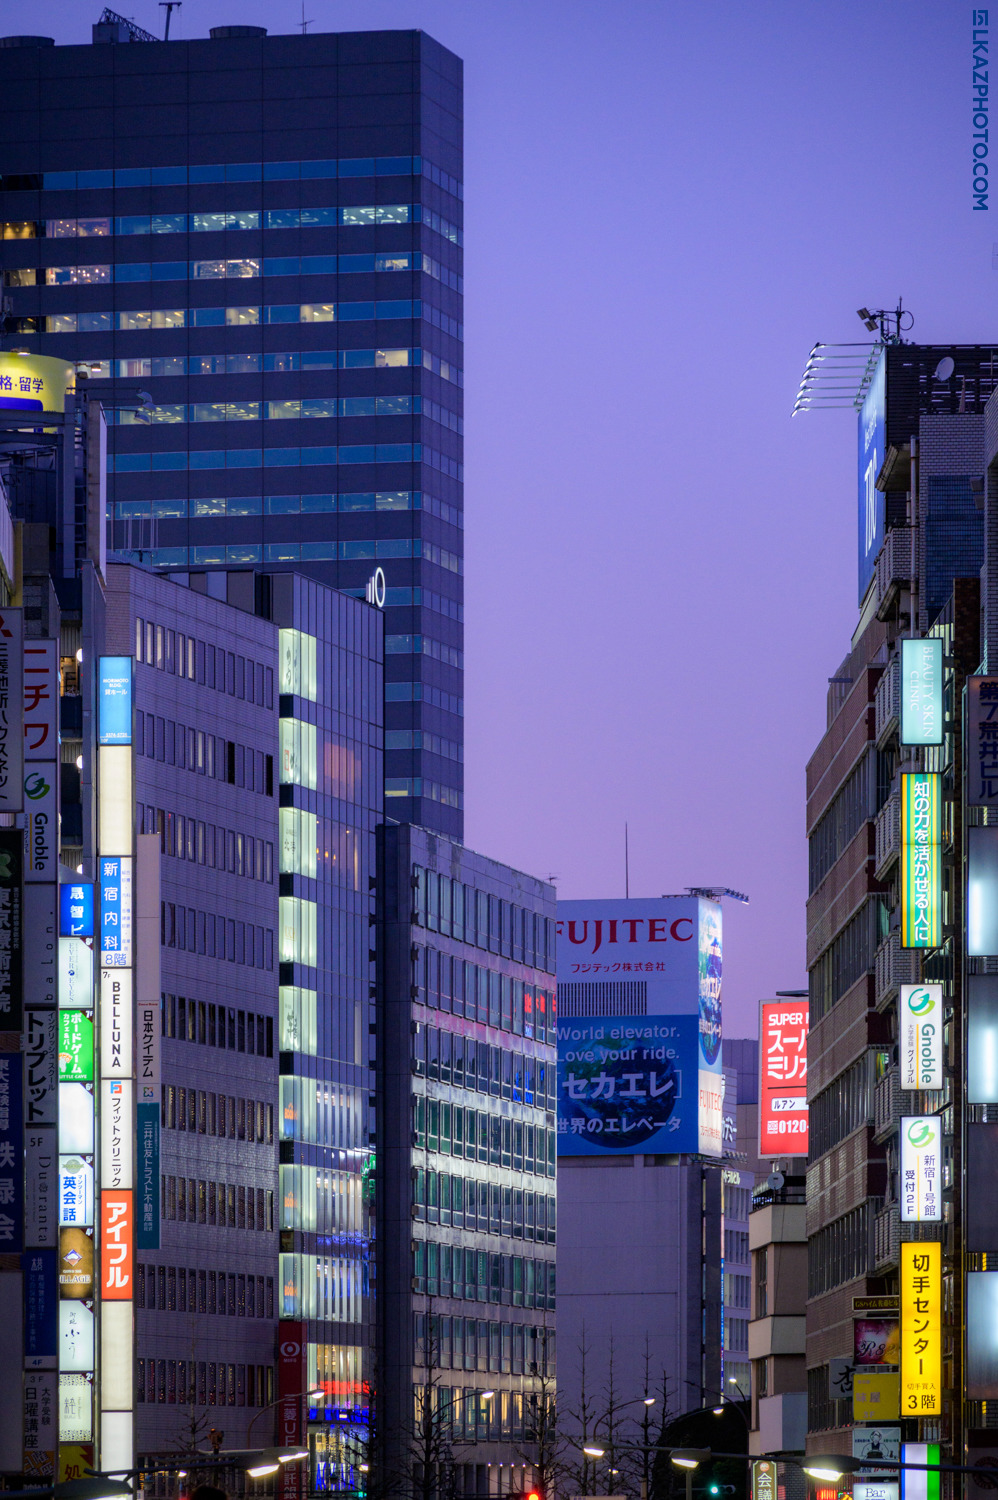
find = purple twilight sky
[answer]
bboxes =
[20,0,991,1037]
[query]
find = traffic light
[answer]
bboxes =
[510,1490,543,1500]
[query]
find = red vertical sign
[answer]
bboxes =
[278,1321,307,1498]
[100,1190,133,1298]
[758,999,809,1156]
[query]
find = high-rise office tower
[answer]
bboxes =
[0,19,463,838]
[376,826,558,1498]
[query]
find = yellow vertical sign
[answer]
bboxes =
[900,1241,942,1415]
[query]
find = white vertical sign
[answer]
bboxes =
[899,985,944,1090]
[99,970,132,1079]
[900,1116,943,1222]
[100,1079,133,1191]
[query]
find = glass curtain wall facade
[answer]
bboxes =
[376,825,558,1499]
[270,570,383,1472]
[0,24,462,837]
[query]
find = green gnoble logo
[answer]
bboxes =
[908,989,935,1016]
[24,771,49,801]
[907,1120,935,1149]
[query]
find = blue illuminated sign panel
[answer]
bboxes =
[557,1013,701,1154]
[99,857,132,968]
[857,353,887,604]
[60,882,94,938]
[98,656,132,746]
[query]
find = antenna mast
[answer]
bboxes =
[159,1,181,40]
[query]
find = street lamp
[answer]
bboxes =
[671,1449,710,1500]
[583,1446,605,1460]
[247,1448,310,1480]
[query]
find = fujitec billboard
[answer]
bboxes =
[556,897,723,1157]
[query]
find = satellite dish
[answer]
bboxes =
[934,356,956,381]
[767,1171,785,1191]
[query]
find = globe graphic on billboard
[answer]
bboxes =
[698,904,722,1066]
[561,1039,680,1149]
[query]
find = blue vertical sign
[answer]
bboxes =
[99,857,132,968]
[857,352,887,604]
[98,656,132,746]
[0,1053,23,1250]
[137,1103,160,1250]
[60,882,94,938]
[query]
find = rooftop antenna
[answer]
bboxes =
[625,822,630,900]
[855,297,914,345]
[300,2,314,32]
[159,0,181,39]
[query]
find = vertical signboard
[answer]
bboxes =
[136,834,160,1250]
[97,658,134,1472]
[23,640,58,885]
[0,829,23,1031]
[99,1192,133,1300]
[899,986,943,1090]
[900,1242,942,1415]
[97,658,131,746]
[23,1248,57,1359]
[752,1461,776,1500]
[758,998,809,1155]
[901,639,944,746]
[967,1273,998,1397]
[22,1368,56,1478]
[59,885,94,939]
[967,826,998,957]
[967,676,998,805]
[59,941,93,1013]
[0,607,23,811]
[697,900,723,1154]
[900,1116,942,1221]
[100,1082,132,1192]
[99,971,132,1080]
[900,1444,941,1500]
[98,859,132,968]
[25,1009,58,1124]
[555,897,722,1156]
[25,1129,56,1249]
[858,351,887,603]
[968,976,998,1102]
[901,774,941,948]
[24,887,56,1009]
[278,1322,307,1500]
[0,1054,24,1251]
